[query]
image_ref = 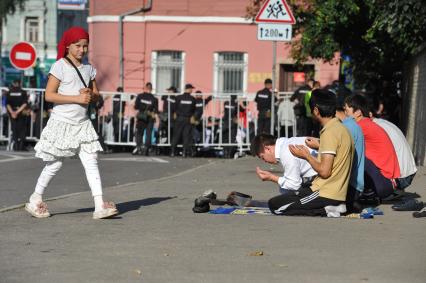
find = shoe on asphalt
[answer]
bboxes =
[413,207,426,218]
[192,197,210,213]
[25,202,51,218]
[131,147,139,155]
[202,189,217,200]
[391,199,424,211]
[324,204,347,218]
[93,202,118,219]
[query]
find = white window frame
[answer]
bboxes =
[25,17,40,43]
[151,50,185,94]
[213,52,248,96]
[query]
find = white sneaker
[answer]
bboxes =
[325,204,347,218]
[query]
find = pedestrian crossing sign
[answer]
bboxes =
[255,0,296,24]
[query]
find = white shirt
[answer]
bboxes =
[49,58,97,124]
[275,137,318,192]
[373,118,417,178]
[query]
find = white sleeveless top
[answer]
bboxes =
[48,58,97,125]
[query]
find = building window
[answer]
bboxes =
[152,51,184,94]
[214,52,247,95]
[25,17,39,42]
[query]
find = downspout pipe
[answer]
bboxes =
[119,0,152,89]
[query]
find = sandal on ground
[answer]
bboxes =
[25,202,51,218]
[93,201,118,219]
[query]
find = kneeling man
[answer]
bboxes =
[251,134,317,195]
[269,89,354,216]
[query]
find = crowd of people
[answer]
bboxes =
[251,87,424,217]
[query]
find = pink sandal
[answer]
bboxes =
[25,202,51,218]
[93,201,118,219]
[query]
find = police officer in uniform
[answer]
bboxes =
[290,79,313,136]
[171,83,196,157]
[6,80,28,151]
[133,82,158,155]
[255,78,273,134]
[192,90,212,144]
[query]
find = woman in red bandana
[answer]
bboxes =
[25,26,118,219]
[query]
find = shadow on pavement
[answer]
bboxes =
[51,196,177,216]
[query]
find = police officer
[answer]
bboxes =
[160,86,177,144]
[171,83,196,157]
[192,90,212,144]
[291,79,313,136]
[6,80,28,151]
[112,87,126,142]
[133,82,158,156]
[255,78,273,134]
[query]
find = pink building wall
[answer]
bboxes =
[89,0,339,93]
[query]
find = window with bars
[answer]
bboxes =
[152,51,184,94]
[214,52,247,94]
[25,17,39,42]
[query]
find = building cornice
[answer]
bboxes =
[87,15,253,24]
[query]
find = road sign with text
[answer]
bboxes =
[257,23,292,41]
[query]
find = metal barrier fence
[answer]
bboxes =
[0,87,296,152]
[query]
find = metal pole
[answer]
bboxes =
[119,16,124,89]
[271,41,276,135]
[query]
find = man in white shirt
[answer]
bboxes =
[366,97,417,190]
[251,134,318,195]
[372,117,417,189]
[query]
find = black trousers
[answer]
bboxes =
[135,119,154,147]
[268,186,343,216]
[222,122,237,157]
[113,115,123,142]
[257,116,271,135]
[172,116,192,153]
[364,158,394,199]
[160,118,174,143]
[10,114,26,150]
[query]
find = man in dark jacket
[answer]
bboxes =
[6,80,28,151]
[255,78,273,135]
[133,82,158,156]
[171,83,196,157]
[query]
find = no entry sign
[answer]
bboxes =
[9,42,37,70]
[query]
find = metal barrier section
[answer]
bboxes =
[0,88,296,152]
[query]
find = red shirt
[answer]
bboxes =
[357,118,400,179]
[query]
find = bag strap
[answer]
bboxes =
[64,56,88,88]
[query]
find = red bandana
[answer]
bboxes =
[56,26,89,60]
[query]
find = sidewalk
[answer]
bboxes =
[1,157,425,283]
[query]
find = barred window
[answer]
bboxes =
[152,51,184,94]
[25,17,39,42]
[214,52,247,95]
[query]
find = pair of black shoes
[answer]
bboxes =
[391,199,424,211]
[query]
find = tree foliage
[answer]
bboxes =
[0,0,26,22]
[246,0,426,83]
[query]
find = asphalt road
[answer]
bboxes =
[0,151,211,209]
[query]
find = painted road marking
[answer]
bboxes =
[100,157,169,163]
[0,153,37,163]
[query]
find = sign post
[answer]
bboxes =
[255,0,296,135]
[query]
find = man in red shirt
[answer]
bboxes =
[344,94,400,199]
